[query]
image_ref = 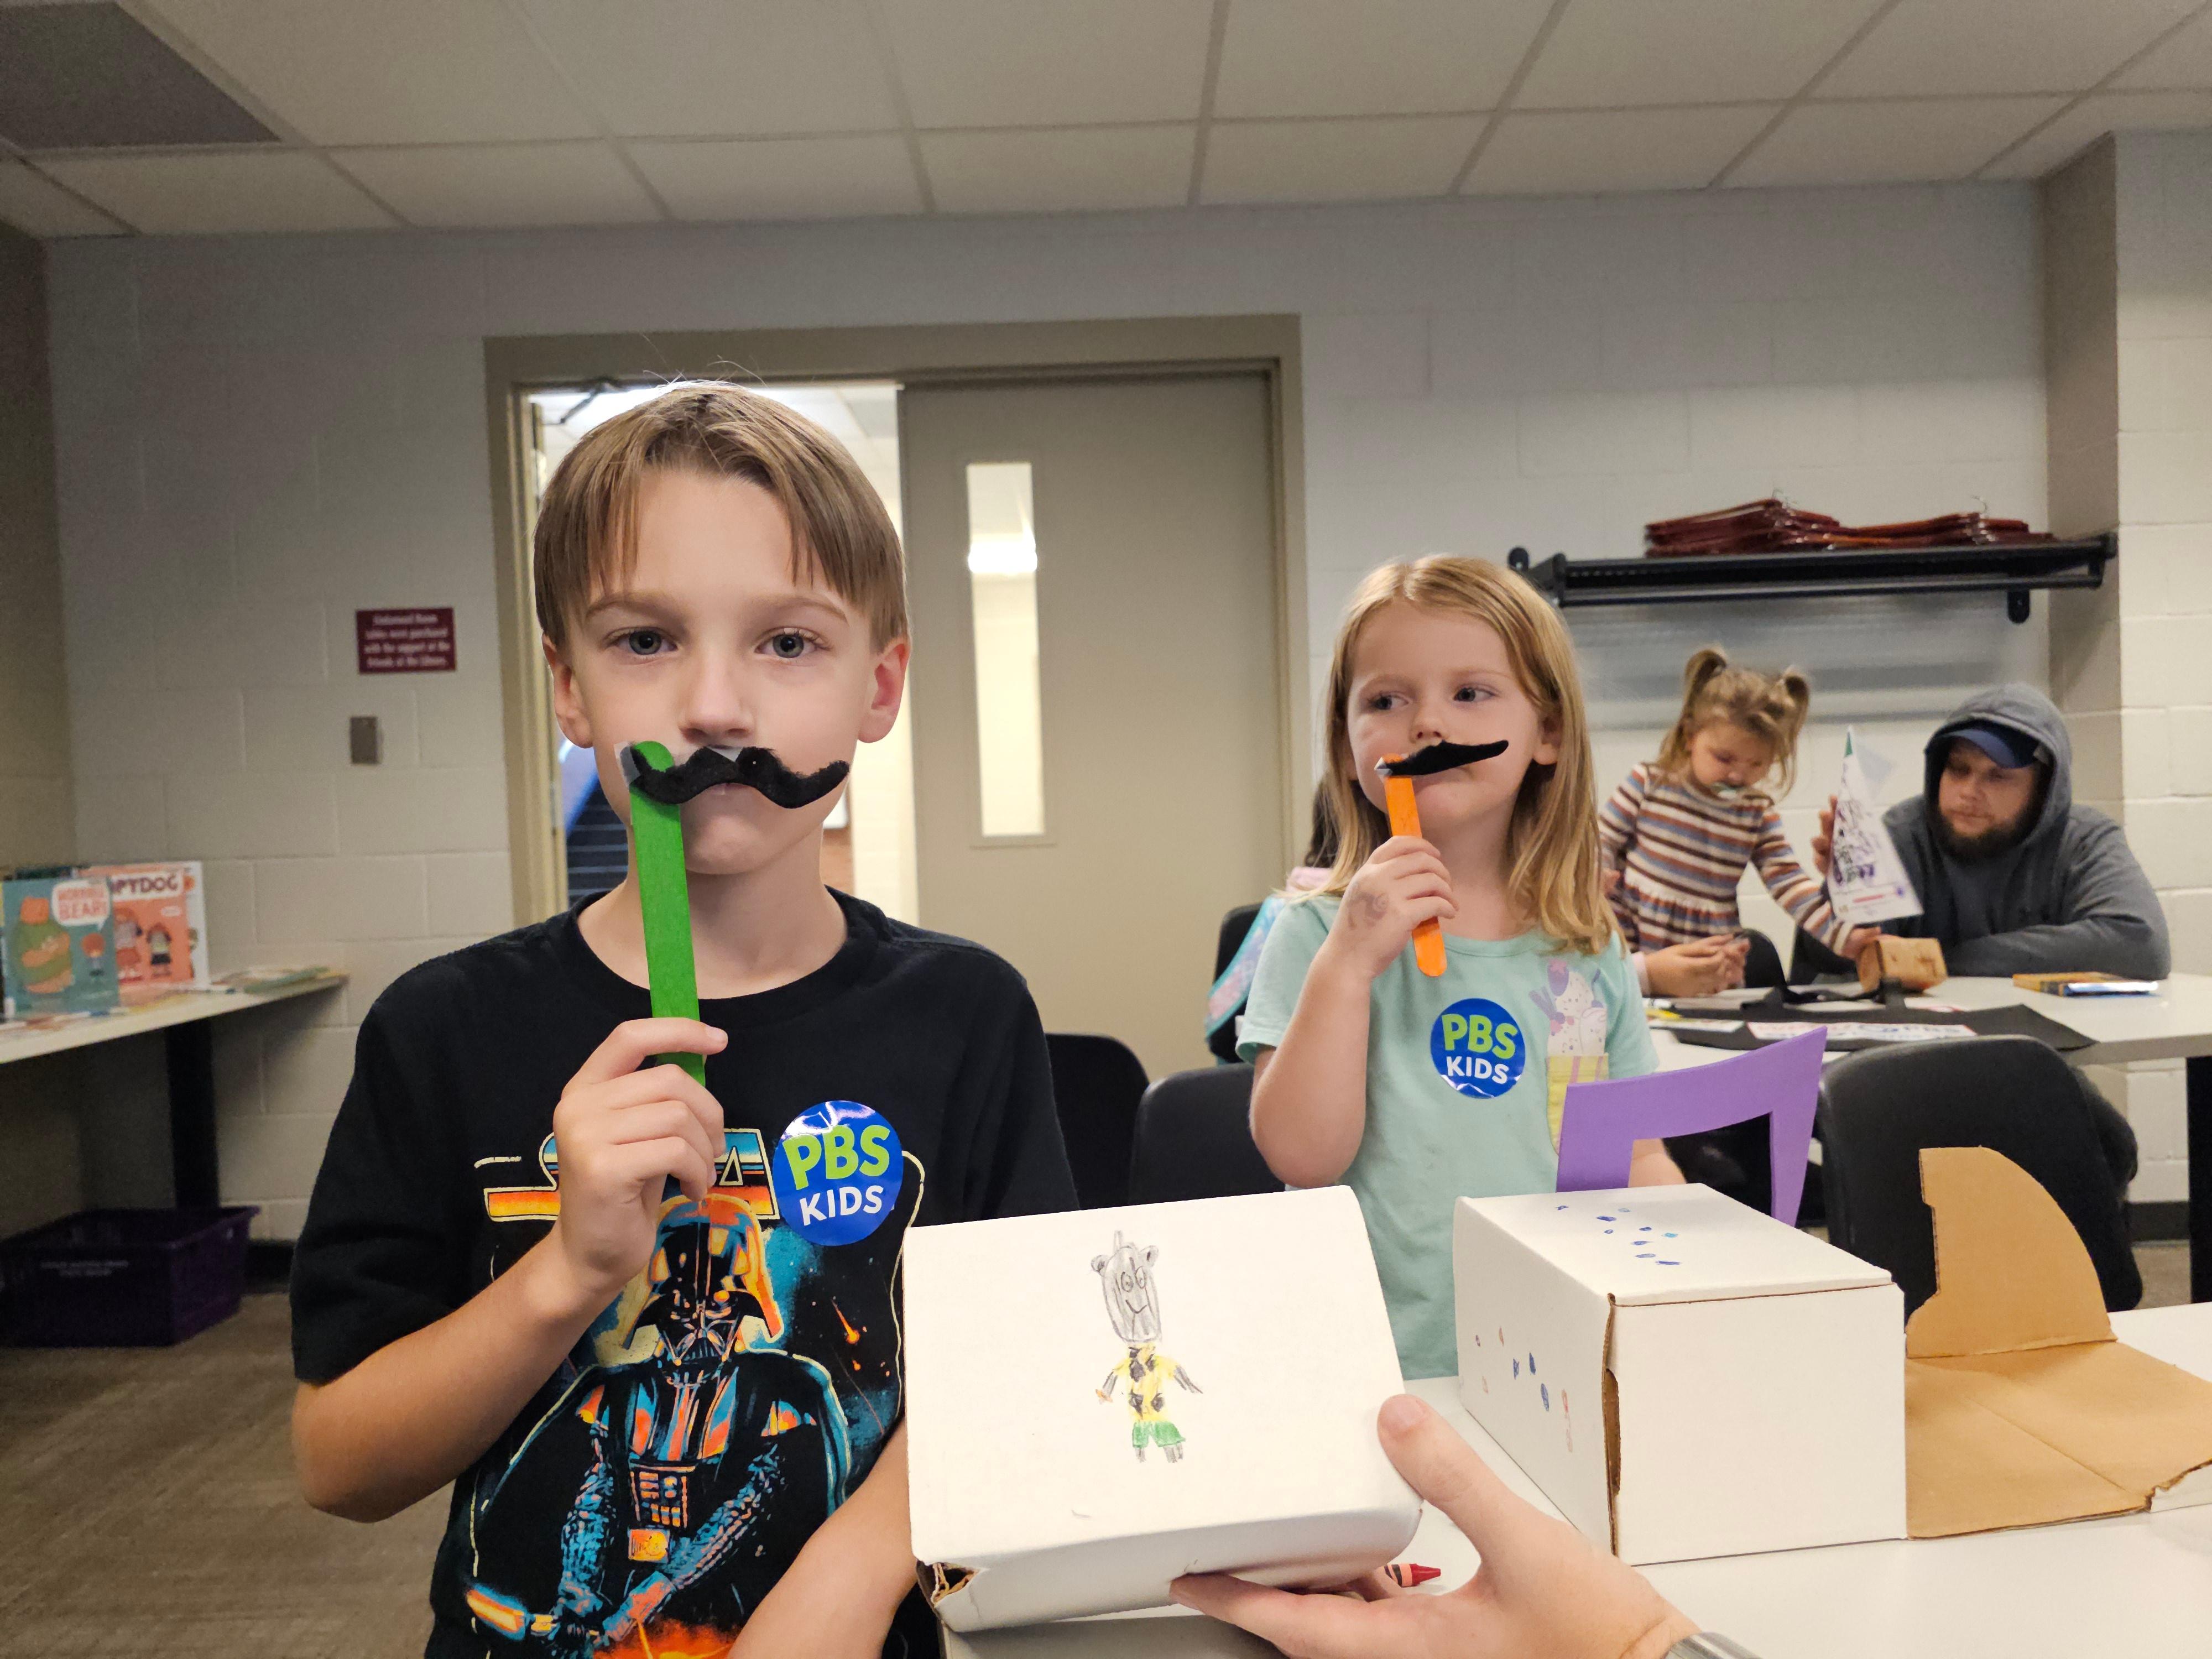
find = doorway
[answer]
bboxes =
[902,372,1285,1076]
[485,317,1310,1070]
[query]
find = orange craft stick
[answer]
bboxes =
[1381,755,1447,977]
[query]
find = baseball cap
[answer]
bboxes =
[1947,721,2043,770]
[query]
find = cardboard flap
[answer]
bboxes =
[1905,1145,2111,1360]
[1901,1146,2212,1538]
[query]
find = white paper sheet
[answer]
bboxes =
[1828,728,1922,926]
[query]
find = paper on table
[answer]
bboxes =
[1828,728,1921,926]
[1650,1017,1745,1033]
[1903,1147,2212,1537]
[1747,1021,1975,1043]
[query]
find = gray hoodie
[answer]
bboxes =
[1880,684,2171,979]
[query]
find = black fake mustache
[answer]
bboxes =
[619,744,849,808]
[1375,739,1509,778]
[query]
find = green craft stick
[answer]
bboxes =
[626,740,705,1086]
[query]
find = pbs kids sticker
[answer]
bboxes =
[1430,998,1526,1099]
[769,1102,902,1246]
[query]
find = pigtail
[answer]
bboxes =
[1770,669,1812,795]
[1655,645,1730,781]
[1682,646,1729,700]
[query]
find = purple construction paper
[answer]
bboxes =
[1554,1027,1827,1224]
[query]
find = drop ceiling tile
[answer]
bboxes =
[331,142,659,228]
[630,135,922,220]
[41,149,393,234]
[0,160,128,236]
[0,3,274,149]
[1729,97,2066,187]
[1200,115,1484,205]
[518,0,898,137]
[1212,0,1552,118]
[1519,0,1885,109]
[2111,9,2212,90]
[1470,106,1778,196]
[922,125,1193,212]
[1822,0,2201,98]
[1985,91,2212,179]
[147,0,597,144]
[877,0,1212,127]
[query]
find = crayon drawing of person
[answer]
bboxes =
[1091,1232,1201,1463]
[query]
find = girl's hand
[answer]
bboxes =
[1323,835,1457,981]
[1644,936,1747,997]
[1842,926,1882,963]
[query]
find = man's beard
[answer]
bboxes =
[1932,806,2034,863]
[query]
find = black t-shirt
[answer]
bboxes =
[291,892,1076,1659]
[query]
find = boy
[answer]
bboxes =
[290,385,1076,1659]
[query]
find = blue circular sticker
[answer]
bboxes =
[769,1102,902,1246]
[1430,998,1526,1098]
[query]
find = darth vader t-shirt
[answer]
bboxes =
[291,892,1076,1659]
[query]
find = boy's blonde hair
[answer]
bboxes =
[1655,646,1812,797]
[534,383,908,652]
[1314,556,1614,958]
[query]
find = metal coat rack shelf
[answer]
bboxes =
[1506,532,2116,624]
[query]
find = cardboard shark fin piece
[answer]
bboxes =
[1903,1146,2212,1537]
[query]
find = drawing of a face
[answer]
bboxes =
[1091,1232,1161,1343]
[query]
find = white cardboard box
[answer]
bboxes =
[1454,1185,1905,1564]
[906,1186,1420,1631]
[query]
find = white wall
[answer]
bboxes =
[43,183,2051,1237]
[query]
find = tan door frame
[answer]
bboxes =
[481,316,1309,928]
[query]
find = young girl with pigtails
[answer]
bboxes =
[1601,647,1875,997]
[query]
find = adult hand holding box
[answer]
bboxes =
[905,1187,1420,1631]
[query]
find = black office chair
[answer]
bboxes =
[1741,929,1786,989]
[1207,902,1266,1064]
[1128,1064,1280,1204]
[1045,1033,1147,1210]
[1818,1036,2141,1315]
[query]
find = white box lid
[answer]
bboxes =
[1465,1185,1890,1306]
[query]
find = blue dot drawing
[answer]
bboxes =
[1556,1204,1568,1211]
[1640,1225,1652,1232]
[1541,1383,1550,1410]
[1636,1252,1655,1259]
[1657,1259,1680,1266]
[1527,1353,1536,1375]
[1603,1228,1614,1234]
[1665,1232,1677,1239]
[1597,1214,1615,1222]
[1512,1359,1521,1378]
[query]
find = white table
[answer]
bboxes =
[946,1304,2212,1659]
[0,977,346,1207]
[1650,974,2212,1300]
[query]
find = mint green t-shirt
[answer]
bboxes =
[1237,896,1656,1380]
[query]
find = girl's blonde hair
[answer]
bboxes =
[1314,557,1614,957]
[1655,646,1812,797]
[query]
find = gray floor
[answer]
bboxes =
[0,1245,2191,1658]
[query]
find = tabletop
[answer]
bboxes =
[0,974,347,1066]
[945,1303,2212,1659]
[1650,971,2212,1072]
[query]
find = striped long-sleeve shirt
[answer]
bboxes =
[1598,761,1851,953]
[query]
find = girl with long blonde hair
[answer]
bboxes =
[1238,557,1677,1380]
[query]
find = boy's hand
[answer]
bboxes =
[1323,835,1457,981]
[542,1018,728,1317]
[1813,794,1838,879]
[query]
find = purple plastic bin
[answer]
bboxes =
[1,1206,258,1347]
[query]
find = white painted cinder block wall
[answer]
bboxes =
[44,184,2054,1238]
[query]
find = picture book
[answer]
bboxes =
[3,870,121,1021]
[82,861,208,999]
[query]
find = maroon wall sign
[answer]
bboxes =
[357,608,456,674]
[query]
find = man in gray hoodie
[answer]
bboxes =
[1817,683,2172,980]
[1812,683,2168,1209]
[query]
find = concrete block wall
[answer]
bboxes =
[44,184,2052,1237]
